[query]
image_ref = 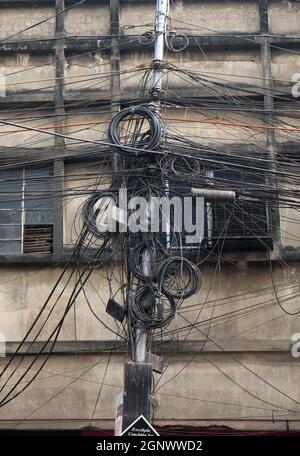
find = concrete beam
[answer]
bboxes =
[0,0,107,5]
[0,0,149,5]
[3,339,294,356]
[0,246,297,266]
[1,34,300,55]
[0,83,293,108]
[0,0,284,5]
[0,139,299,165]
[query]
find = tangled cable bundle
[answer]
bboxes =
[166,31,189,53]
[138,30,157,46]
[138,28,189,52]
[82,192,118,239]
[129,241,168,280]
[157,257,202,299]
[128,284,176,330]
[4,5,300,414]
[160,155,205,181]
[108,106,164,156]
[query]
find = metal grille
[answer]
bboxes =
[211,167,272,242]
[212,198,271,239]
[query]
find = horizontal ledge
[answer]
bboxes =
[0,141,300,163]
[0,37,112,54]
[279,248,300,261]
[0,0,263,6]
[0,144,110,163]
[0,0,110,5]
[0,84,294,106]
[0,34,300,54]
[0,0,258,4]
[4,340,126,356]
[0,248,116,265]
[0,249,298,266]
[2,339,294,356]
[0,0,150,5]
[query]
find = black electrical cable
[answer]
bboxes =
[157,256,202,299]
[129,240,168,280]
[108,105,164,156]
[82,191,118,239]
[128,284,177,330]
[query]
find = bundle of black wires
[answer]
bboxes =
[82,191,118,239]
[128,284,176,330]
[157,257,202,299]
[108,105,164,156]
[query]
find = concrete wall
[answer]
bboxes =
[65,6,109,36]
[121,1,260,35]
[269,0,300,34]
[0,8,55,38]
[0,351,300,429]
[0,262,299,342]
[0,0,299,432]
[0,260,299,428]
[0,5,109,38]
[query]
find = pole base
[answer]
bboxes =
[122,362,152,431]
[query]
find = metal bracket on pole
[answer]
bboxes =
[191,188,236,202]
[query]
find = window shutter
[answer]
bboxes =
[23,225,53,254]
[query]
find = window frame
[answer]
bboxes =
[0,162,57,263]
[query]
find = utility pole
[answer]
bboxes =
[121,0,169,432]
[120,0,236,433]
[153,0,169,100]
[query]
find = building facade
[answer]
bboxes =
[0,0,300,432]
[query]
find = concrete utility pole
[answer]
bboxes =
[121,0,236,433]
[134,249,150,363]
[134,0,169,365]
[122,0,169,432]
[153,0,169,99]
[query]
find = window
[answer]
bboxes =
[211,169,273,251]
[161,170,273,252]
[0,166,54,255]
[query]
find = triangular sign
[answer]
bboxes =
[121,415,159,436]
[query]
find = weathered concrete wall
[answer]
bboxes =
[120,49,262,89]
[272,50,300,86]
[121,1,260,35]
[0,54,54,93]
[280,207,300,250]
[65,6,109,36]
[269,0,300,34]
[162,107,265,145]
[0,5,109,38]
[0,352,299,429]
[0,0,299,432]
[65,52,111,93]
[0,109,55,147]
[0,7,55,38]
[0,262,298,343]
